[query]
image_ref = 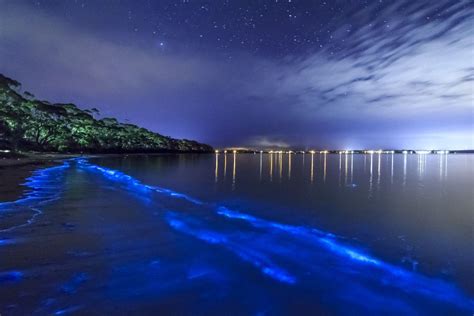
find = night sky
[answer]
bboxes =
[0,0,472,149]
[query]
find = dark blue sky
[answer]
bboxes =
[0,0,472,149]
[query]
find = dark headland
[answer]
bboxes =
[0,73,213,200]
[0,73,213,156]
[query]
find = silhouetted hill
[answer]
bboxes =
[0,74,213,153]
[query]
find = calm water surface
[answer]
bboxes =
[0,153,473,315]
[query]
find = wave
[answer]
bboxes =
[76,158,474,311]
[0,162,70,233]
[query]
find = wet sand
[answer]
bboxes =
[0,153,78,202]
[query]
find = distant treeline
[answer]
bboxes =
[0,74,212,153]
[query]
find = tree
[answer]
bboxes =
[0,73,213,153]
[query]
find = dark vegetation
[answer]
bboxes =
[0,74,213,153]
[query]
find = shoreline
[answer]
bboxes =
[0,151,213,203]
[0,153,79,168]
[0,153,77,203]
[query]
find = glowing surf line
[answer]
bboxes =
[0,162,70,293]
[75,159,473,309]
[1,158,471,311]
[216,206,380,266]
[77,159,294,284]
[213,206,474,309]
[0,239,15,246]
[166,213,296,284]
[0,270,24,283]
[0,162,70,232]
[77,158,383,269]
[76,159,203,205]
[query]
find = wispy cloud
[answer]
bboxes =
[0,1,472,148]
[262,1,473,119]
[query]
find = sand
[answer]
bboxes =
[0,153,78,202]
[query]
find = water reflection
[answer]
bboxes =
[288,153,292,180]
[344,153,348,186]
[390,153,394,185]
[232,152,236,190]
[444,153,448,179]
[223,153,227,179]
[437,153,449,181]
[417,154,427,180]
[439,154,443,179]
[377,153,381,191]
[279,152,283,181]
[403,152,407,188]
[270,152,273,181]
[215,153,219,182]
[323,153,327,183]
[443,154,448,180]
[206,151,442,192]
[215,153,453,196]
[338,153,342,187]
[351,153,354,185]
[369,153,374,198]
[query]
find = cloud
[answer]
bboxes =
[262,1,473,121]
[0,1,472,149]
[0,4,224,96]
[247,136,290,149]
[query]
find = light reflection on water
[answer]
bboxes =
[208,153,471,290]
[212,152,459,191]
[232,152,236,190]
[226,152,450,187]
[0,154,473,314]
[324,152,327,183]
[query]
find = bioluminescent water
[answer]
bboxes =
[0,154,473,315]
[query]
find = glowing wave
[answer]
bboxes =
[77,158,203,205]
[3,158,471,312]
[75,159,473,311]
[166,213,296,284]
[0,162,70,232]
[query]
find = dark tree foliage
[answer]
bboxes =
[0,74,213,153]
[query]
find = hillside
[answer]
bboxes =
[0,74,213,153]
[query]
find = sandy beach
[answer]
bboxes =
[0,153,78,202]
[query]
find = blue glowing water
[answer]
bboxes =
[0,154,472,314]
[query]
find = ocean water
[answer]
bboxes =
[0,153,473,315]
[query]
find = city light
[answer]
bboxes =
[216,149,459,155]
